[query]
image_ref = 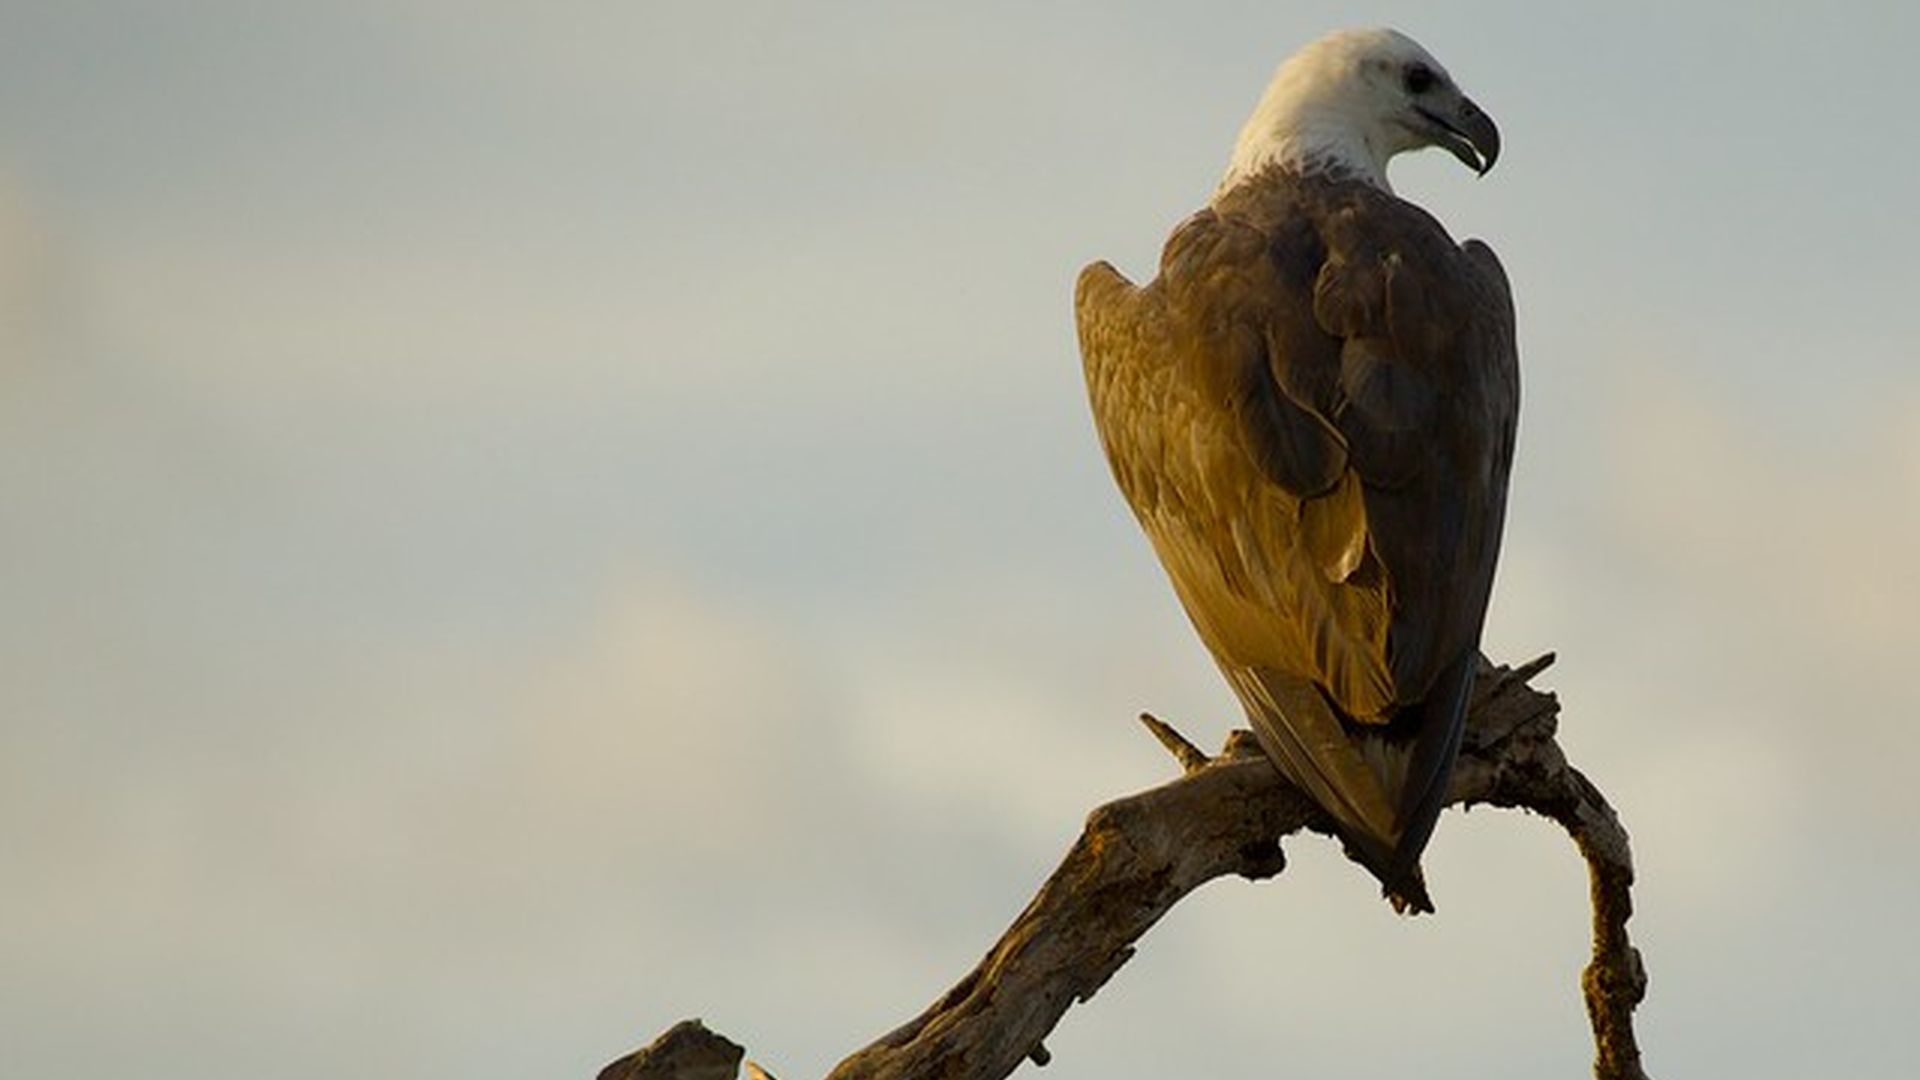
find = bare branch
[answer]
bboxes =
[605,655,1651,1080]
[1137,711,1211,774]
[598,1020,743,1080]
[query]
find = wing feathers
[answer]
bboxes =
[1336,337,1436,489]
[1231,666,1398,847]
[1231,357,1348,497]
[1078,171,1517,905]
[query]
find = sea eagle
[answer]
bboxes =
[1076,28,1517,913]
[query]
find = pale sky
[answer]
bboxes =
[4,3,1917,1078]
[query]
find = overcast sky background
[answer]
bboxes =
[4,2,1917,1078]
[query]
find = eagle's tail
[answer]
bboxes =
[1231,653,1476,914]
[1377,651,1476,905]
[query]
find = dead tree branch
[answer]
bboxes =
[604,655,1650,1080]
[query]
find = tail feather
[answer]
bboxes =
[1382,650,1475,887]
[1230,652,1478,914]
[1230,666,1397,850]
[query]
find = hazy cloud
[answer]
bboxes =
[4,4,1917,1079]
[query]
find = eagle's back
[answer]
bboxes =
[1076,168,1518,904]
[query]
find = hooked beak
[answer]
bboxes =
[1416,94,1500,175]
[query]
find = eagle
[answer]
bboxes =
[1076,28,1517,913]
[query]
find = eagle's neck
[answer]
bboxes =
[1215,93,1393,199]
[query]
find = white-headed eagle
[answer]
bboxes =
[1076,28,1518,913]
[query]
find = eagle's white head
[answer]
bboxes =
[1217,28,1499,198]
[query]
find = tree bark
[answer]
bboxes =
[603,655,1651,1080]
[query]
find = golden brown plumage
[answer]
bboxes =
[1078,154,1517,911]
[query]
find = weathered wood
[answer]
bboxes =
[598,1019,743,1080]
[606,655,1652,1080]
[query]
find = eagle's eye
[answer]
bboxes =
[1403,63,1437,95]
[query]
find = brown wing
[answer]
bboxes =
[1302,185,1519,706]
[1079,208,1398,712]
[1077,175,1518,904]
